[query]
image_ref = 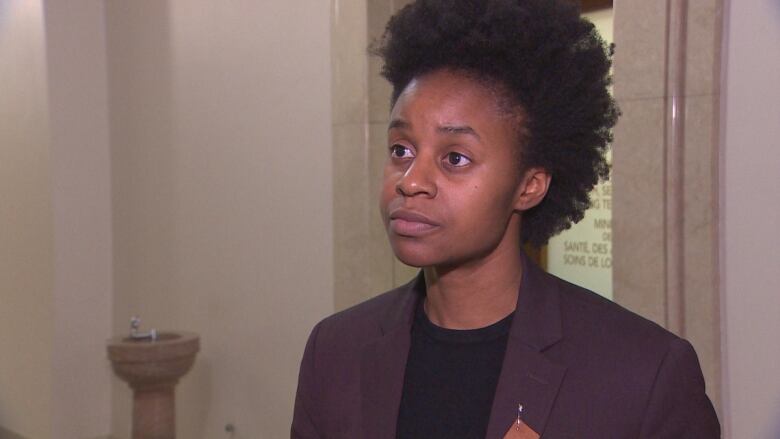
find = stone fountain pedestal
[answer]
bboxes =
[108,331,199,439]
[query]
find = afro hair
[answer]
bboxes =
[373,0,619,246]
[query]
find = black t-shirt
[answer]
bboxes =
[396,300,513,439]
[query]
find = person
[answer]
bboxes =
[292,0,720,437]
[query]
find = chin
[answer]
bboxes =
[394,254,427,269]
[391,248,427,268]
[389,240,435,268]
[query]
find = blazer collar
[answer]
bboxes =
[373,255,564,346]
[360,276,422,439]
[361,255,566,438]
[509,254,563,350]
[378,274,424,335]
[485,255,567,439]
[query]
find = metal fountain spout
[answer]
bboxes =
[129,316,158,341]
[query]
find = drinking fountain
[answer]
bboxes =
[107,317,200,439]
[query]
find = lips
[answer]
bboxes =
[388,209,440,237]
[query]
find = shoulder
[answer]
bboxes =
[294,283,418,436]
[541,274,719,434]
[308,279,417,351]
[551,274,678,351]
[540,273,686,393]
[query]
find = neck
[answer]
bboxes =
[423,221,524,330]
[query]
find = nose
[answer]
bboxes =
[396,157,437,198]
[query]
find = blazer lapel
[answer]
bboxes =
[360,276,422,439]
[485,257,567,439]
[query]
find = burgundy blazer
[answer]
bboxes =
[291,257,720,438]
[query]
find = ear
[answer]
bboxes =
[513,167,551,212]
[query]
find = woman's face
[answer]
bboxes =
[380,69,534,269]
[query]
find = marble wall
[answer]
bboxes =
[332,0,416,311]
[612,0,723,415]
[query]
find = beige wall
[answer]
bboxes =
[44,1,114,437]
[105,1,333,437]
[720,0,780,437]
[0,1,54,438]
[1,1,332,438]
[1,1,115,437]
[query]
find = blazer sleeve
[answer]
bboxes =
[638,337,721,438]
[291,323,323,439]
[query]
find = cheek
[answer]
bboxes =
[379,170,399,215]
[458,180,517,225]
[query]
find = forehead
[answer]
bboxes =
[390,70,506,122]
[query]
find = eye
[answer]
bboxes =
[390,144,414,159]
[445,152,472,167]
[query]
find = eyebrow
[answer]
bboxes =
[388,119,409,131]
[388,119,481,140]
[437,124,480,140]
